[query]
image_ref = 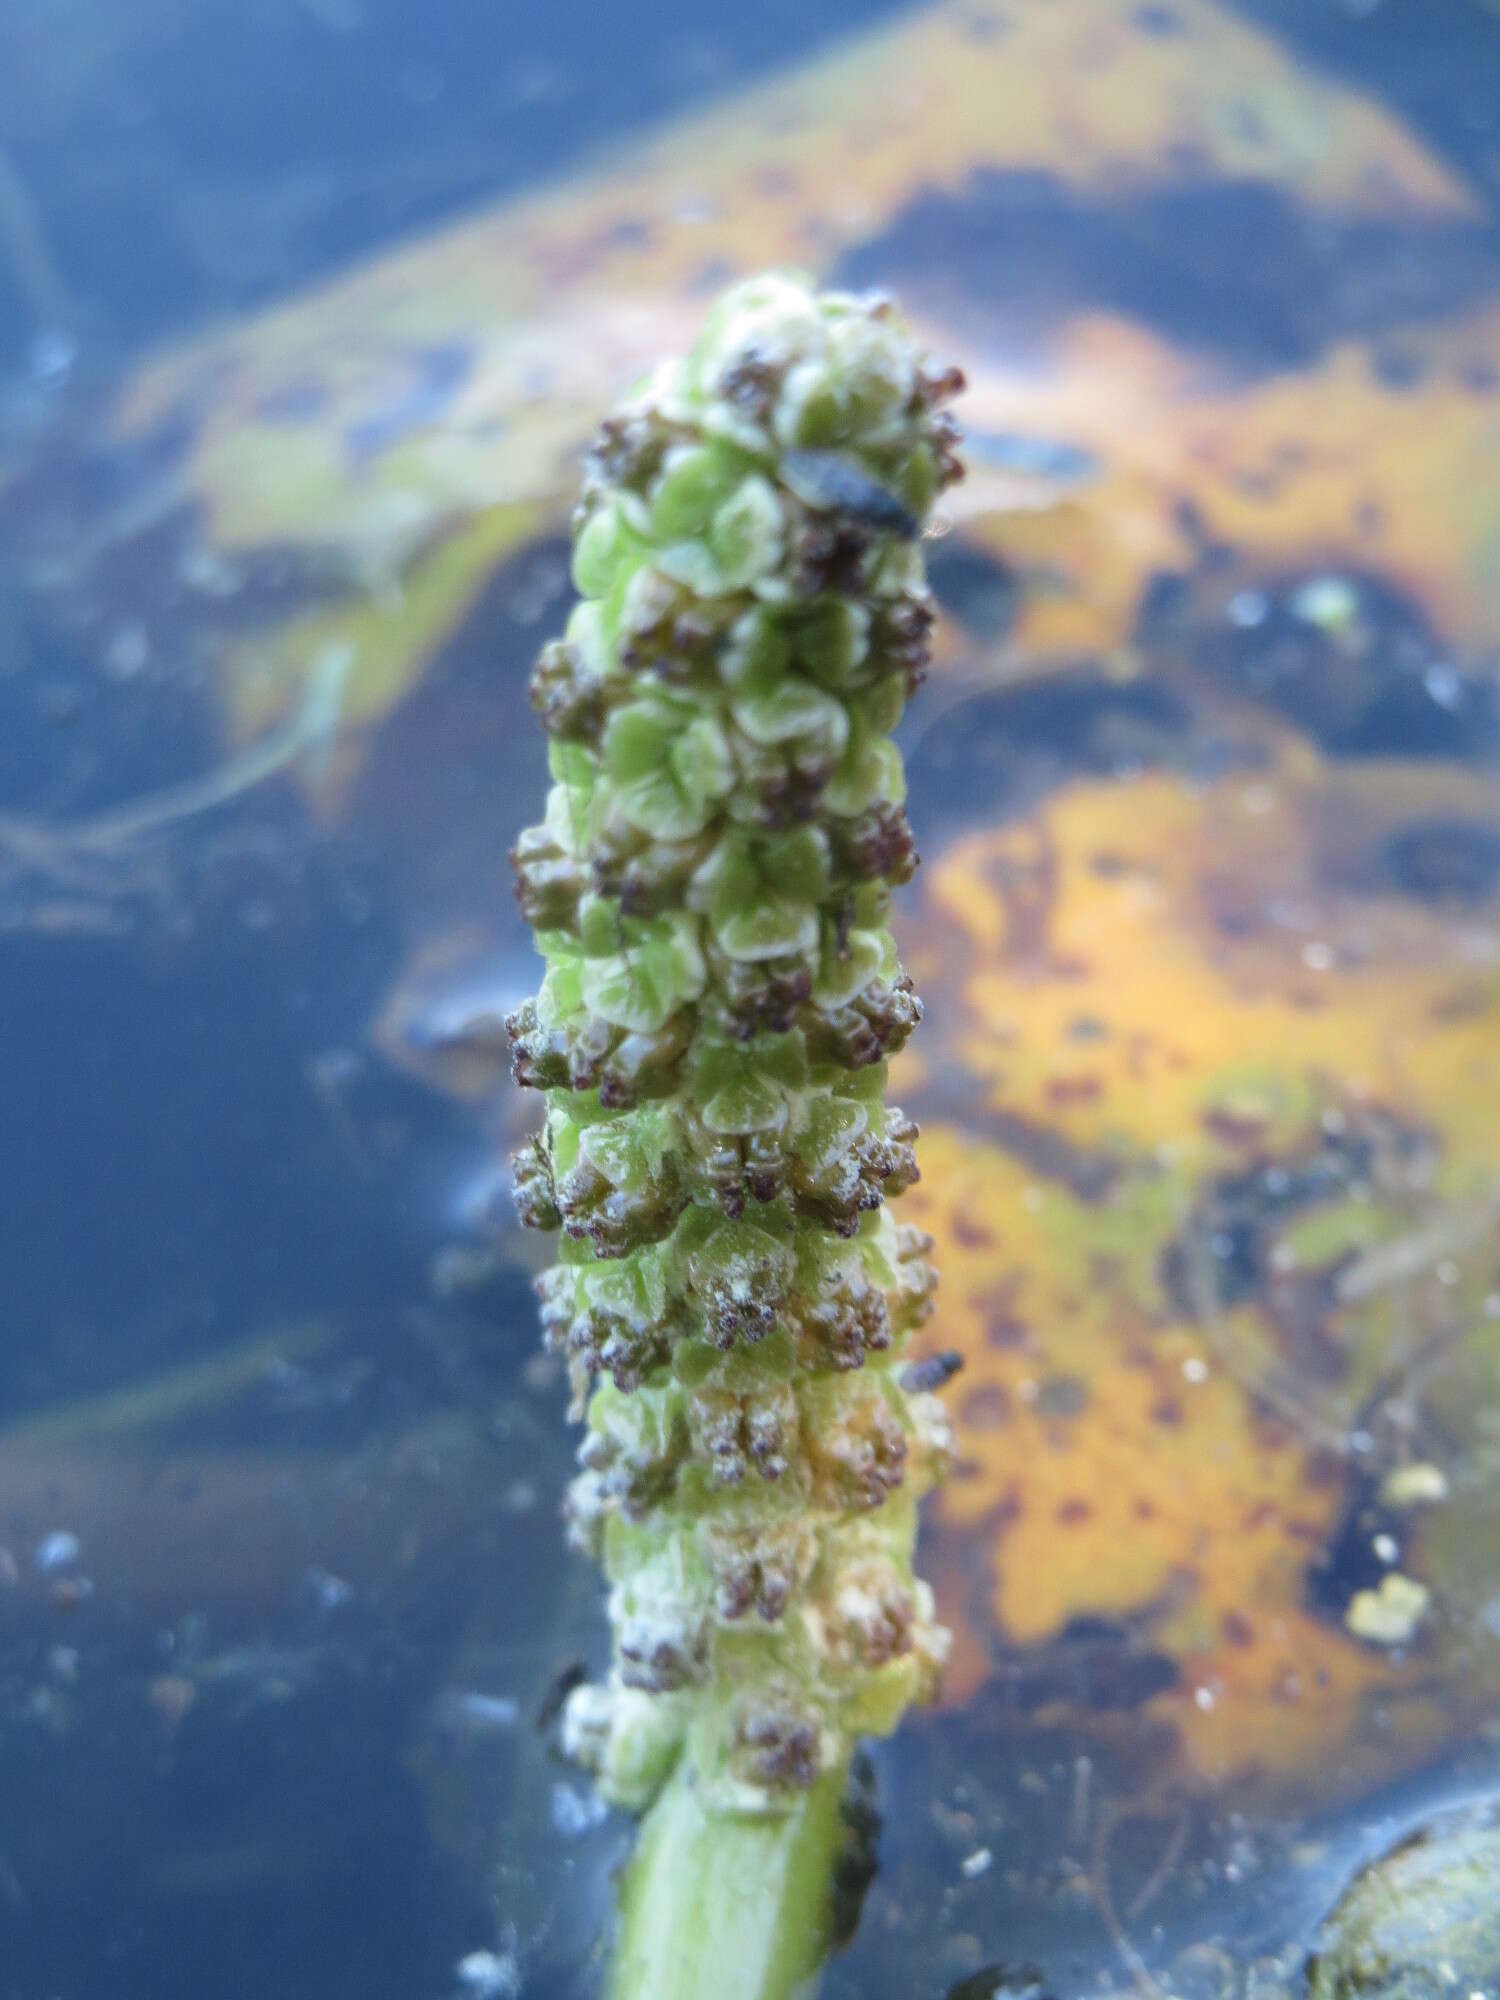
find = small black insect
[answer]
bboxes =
[900,1349,965,1392]
[781,449,918,538]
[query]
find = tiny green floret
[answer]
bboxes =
[508,273,963,1996]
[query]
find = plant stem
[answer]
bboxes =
[611,1756,850,2000]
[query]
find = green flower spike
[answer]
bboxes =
[508,273,964,2000]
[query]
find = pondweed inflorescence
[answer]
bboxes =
[509,275,962,1849]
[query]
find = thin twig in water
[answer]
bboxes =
[1335,1195,1500,1305]
[0,144,73,334]
[1088,1797,1194,2000]
[1087,1801,1169,2000]
[0,645,352,921]
[1180,1225,1352,1458]
[1124,1806,1190,1923]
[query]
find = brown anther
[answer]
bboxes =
[511,1136,561,1233]
[829,802,919,886]
[717,344,785,423]
[918,363,967,405]
[735,1703,821,1789]
[687,1385,793,1484]
[796,1269,892,1372]
[617,1615,708,1692]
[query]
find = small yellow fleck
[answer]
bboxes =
[1378,1463,1449,1509]
[1345,1572,1430,1647]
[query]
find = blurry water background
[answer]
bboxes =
[1,3,1499,1998]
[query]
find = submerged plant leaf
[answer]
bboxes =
[893,753,1500,1796]
[92,0,1493,774]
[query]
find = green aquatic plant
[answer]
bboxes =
[509,273,963,2000]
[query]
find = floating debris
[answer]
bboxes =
[148,1675,198,1731]
[33,1530,81,1573]
[1378,1464,1450,1510]
[455,1948,522,1999]
[549,1780,608,1838]
[944,1968,1056,2000]
[431,1689,521,1737]
[305,1566,354,1612]
[1228,589,1270,629]
[1289,574,1361,634]
[1345,1574,1431,1648]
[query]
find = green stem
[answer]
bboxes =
[611,1757,850,2000]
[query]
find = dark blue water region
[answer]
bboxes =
[0,0,909,373]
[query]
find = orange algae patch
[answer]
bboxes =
[956,307,1500,660]
[904,1127,1413,1787]
[922,765,1500,1172]
[895,759,1500,1792]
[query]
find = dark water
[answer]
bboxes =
[2,4,1499,1998]
[0,0,910,372]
